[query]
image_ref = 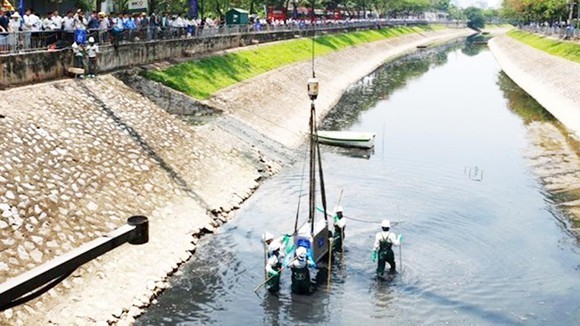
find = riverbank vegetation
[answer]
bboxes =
[500,0,578,27]
[145,26,441,99]
[507,30,580,63]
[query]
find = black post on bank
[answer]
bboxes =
[0,215,149,311]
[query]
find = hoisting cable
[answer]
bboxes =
[315,126,328,222]
[309,101,316,235]
[314,206,404,225]
[294,145,310,235]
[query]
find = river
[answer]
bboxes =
[137,41,580,325]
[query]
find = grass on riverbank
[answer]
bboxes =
[145,26,441,99]
[507,30,580,63]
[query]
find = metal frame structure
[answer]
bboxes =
[0,215,149,311]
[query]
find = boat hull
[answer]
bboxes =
[317,131,376,149]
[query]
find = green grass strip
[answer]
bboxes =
[507,30,580,63]
[145,26,439,99]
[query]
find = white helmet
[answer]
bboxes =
[88,37,95,43]
[262,232,274,243]
[296,246,307,260]
[381,219,390,228]
[268,241,281,252]
[335,206,343,213]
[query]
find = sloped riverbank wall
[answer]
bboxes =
[489,35,580,233]
[0,28,476,324]
[489,36,580,140]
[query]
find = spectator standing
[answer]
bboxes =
[87,11,99,30]
[22,8,41,49]
[52,11,63,30]
[149,13,159,39]
[63,11,75,32]
[43,12,55,30]
[73,10,87,30]
[71,40,84,77]
[85,36,99,78]
[112,12,124,44]
[43,11,59,48]
[139,12,150,40]
[0,9,8,53]
[97,12,109,43]
[8,12,21,53]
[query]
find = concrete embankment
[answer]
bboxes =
[488,36,580,140]
[488,35,580,233]
[0,27,474,325]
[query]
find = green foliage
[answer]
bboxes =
[500,0,570,23]
[145,26,434,99]
[507,30,580,63]
[464,6,485,29]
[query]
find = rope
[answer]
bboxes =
[316,125,328,221]
[344,215,404,226]
[294,145,309,234]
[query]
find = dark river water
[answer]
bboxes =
[138,41,580,325]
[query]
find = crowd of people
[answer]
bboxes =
[0,6,390,54]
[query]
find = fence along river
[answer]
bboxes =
[137,41,580,325]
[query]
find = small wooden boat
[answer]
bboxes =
[317,131,376,149]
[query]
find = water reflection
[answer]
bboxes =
[497,71,556,124]
[320,42,460,131]
[320,145,375,160]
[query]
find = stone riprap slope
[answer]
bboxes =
[489,35,580,139]
[0,76,271,324]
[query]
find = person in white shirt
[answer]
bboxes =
[372,219,402,276]
[8,12,21,52]
[62,11,75,32]
[73,10,87,30]
[52,11,63,30]
[22,8,40,48]
[288,246,316,294]
[264,241,282,293]
[43,12,54,30]
[85,36,99,78]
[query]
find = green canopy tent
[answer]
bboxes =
[225,8,249,25]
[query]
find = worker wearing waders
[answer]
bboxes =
[289,246,316,294]
[333,206,346,253]
[265,241,282,293]
[263,232,289,258]
[263,232,274,252]
[372,219,401,276]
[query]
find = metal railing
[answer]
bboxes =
[0,215,149,311]
[0,19,465,55]
[518,24,579,40]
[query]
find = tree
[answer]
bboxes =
[464,6,485,29]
